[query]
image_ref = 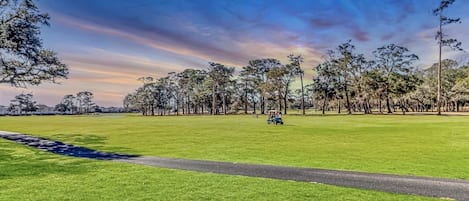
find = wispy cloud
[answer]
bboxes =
[54,14,250,67]
[3,0,468,106]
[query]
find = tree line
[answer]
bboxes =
[123,0,465,116]
[123,56,305,116]
[6,91,95,115]
[54,91,95,114]
[123,41,469,116]
[1,0,466,116]
[313,42,468,115]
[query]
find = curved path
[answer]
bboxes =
[1,131,468,200]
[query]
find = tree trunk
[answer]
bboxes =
[444,99,448,112]
[431,99,434,112]
[261,96,265,114]
[176,97,179,116]
[401,103,406,115]
[322,91,327,115]
[253,102,256,114]
[186,96,190,115]
[283,82,288,115]
[367,101,372,114]
[384,86,392,114]
[212,85,217,115]
[344,86,352,114]
[244,81,248,114]
[437,10,443,115]
[379,97,382,113]
[363,99,369,114]
[283,90,288,115]
[278,88,282,113]
[222,90,227,115]
[182,97,185,115]
[386,96,393,114]
[300,73,305,115]
[338,99,341,114]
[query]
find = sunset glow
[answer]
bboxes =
[1,0,468,106]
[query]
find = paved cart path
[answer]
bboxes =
[1,131,468,200]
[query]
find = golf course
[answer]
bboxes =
[3,0,469,200]
[1,114,468,200]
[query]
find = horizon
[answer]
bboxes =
[1,0,469,107]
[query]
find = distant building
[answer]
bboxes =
[35,104,55,114]
[99,106,125,113]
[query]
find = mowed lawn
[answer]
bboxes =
[0,115,468,200]
[0,139,437,201]
[1,114,468,179]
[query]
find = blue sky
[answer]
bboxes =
[1,0,469,106]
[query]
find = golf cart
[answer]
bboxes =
[267,110,283,125]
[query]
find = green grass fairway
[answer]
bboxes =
[0,139,440,201]
[1,115,468,179]
[1,114,468,200]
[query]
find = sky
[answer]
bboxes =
[1,0,469,107]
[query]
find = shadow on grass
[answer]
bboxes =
[50,133,139,154]
[0,133,139,160]
[0,140,96,179]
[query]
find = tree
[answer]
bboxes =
[207,62,234,115]
[123,92,137,112]
[8,93,37,114]
[135,77,156,115]
[76,91,94,114]
[363,69,387,113]
[0,0,68,87]
[239,65,260,114]
[55,94,76,113]
[175,69,207,115]
[329,41,356,114]
[176,70,192,115]
[287,54,305,115]
[313,60,339,115]
[452,73,469,111]
[424,59,465,111]
[124,89,150,115]
[351,54,373,114]
[433,0,463,115]
[373,44,419,113]
[187,69,208,114]
[249,58,282,114]
[389,71,422,114]
[409,81,433,112]
[264,66,288,112]
[167,72,181,115]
